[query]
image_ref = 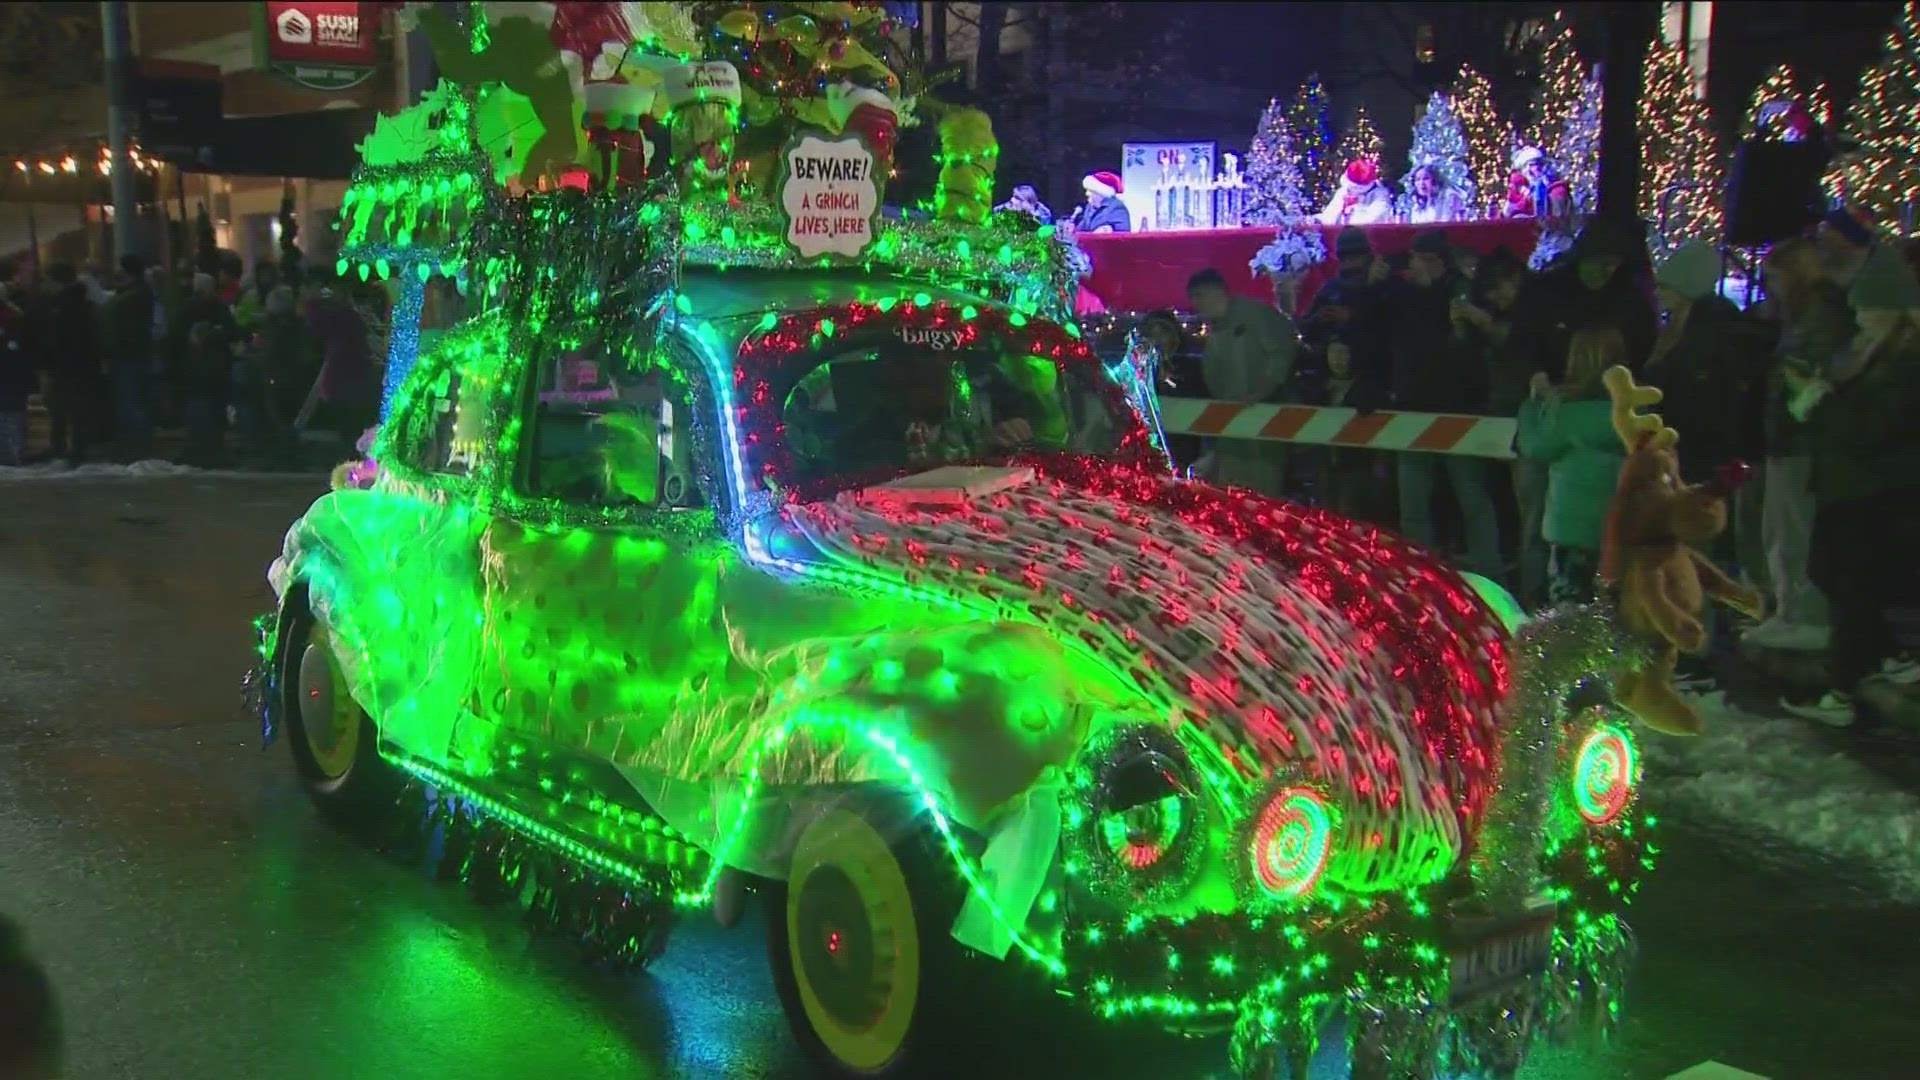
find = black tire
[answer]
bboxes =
[766,802,1005,1079]
[278,594,400,832]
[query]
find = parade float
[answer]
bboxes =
[244,4,1657,1077]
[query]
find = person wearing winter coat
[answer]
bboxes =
[1188,268,1296,497]
[0,286,31,464]
[1517,328,1629,604]
[298,287,379,454]
[100,254,157,453]
[1384,231,1503,584]
[1780,243,1920,727]
[1743,240,1852,654]
[172,273,239,463]
[38,263,103,461]
[1645,241,1769,485]
[1300,331,1389,525]
[1512,219,1658,378]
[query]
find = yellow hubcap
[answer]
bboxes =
[297,625,359,780]
[787,809,921,1072]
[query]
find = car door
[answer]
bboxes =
[472,336,735,766]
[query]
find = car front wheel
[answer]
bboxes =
[279,597,398,830]
[768,803,994,1078]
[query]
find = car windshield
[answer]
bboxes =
[777,344,1130,483]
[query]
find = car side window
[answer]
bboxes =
[524,349,707,512]
[405,369,478,477]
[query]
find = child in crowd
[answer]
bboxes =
[1517,328,1629,605]
[0,915,60,1079]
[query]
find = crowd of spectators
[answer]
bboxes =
[1161,209,1920,728]
[0,254,382,468]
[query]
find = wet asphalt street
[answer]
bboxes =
[3,475,1919,1080]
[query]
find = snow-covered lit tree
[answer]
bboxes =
[1451,64,1509,216]
[1825,2,1920,233]
[1334,105,1384,168]
[1244,97,1309,224]
[1553,75,1601,216]
[1523,17,1586,152]
[1405,91,1473,205]
[1640,39,1725,247]
[1288,77,1338,206]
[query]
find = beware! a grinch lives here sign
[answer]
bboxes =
[779,133,881,261]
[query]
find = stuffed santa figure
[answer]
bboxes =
[1319,159,1393,227]
[1504,147,1572,221]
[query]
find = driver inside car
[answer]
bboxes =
[790,352,1042,474]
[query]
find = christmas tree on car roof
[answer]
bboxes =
[1825,1,1920,235]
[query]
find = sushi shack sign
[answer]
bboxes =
[779,132,882,261]
[255,2,380,91]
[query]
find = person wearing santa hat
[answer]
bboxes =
[1074,172,1132,234]
[1319,160,1394,227]
[1503,146,1571,221]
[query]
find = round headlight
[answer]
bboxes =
[1571,724,1637,827]
[1068,725,1205,905]
[1243,786,1336,902]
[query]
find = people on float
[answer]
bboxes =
[1187,268,1297,497]
[994,184,1054,226]
[1073,172,1132,234]
[1502,147,1571,221]
[1319,159,1394,227]
[1398,162,1471,225]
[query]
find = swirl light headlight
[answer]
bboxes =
[1240,785,1337,903]
[1065,725,1205,906]
[1571,723,1638,827]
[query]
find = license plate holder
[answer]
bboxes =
[1447,903,1557,1005]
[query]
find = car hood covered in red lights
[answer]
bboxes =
[782,456,1510,892]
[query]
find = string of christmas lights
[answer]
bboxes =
[1334,105,1384,168]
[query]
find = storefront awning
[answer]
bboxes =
[167,107,379,181]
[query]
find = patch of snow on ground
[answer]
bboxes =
[0,459,290,481]
[1643,690,1920,899]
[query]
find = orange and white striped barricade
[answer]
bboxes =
[1158,398,1518,461]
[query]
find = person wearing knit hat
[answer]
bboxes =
[1074,171,1132,234]
[1653,240,1723,304]
[1777,233,1920,726]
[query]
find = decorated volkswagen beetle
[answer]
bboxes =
[247,4,1655,1077]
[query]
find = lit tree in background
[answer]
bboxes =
[1743,62,1833,138]
[1826,2,1920,232]
[1406,91,1473,203]
[1523,16,1586,152]
[1451,65,1509,216]
[1553,74,1601,215]
[1244,97,1309,224]
[1288,77,1338,206]
[1335,105,1384,167]
[1640,39,1725,247]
